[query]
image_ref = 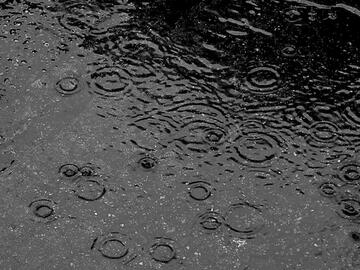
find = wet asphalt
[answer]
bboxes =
[0,0,360,269]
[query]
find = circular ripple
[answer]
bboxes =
[138,156,158,170]
[179,121,228,153]
[79,165,96,176]
[243,66,281,94]
[308,121,339,145]
[90,66,133,98]
[281,45,297,57]
[58,3,101,37]
[343,98,360,126]
[195,210,225,232]
[339,163,360,184]
[318,182,338,198]
[150,238,176,264]
[224,202,266,239]
[337,199,360,220]
[284,7,303,23]
[28,199,57,223]
[169,103,230,154]
[187,181,212,201]
[334,185,360,204]
[91,232,132,260]
[58,14,87,36]
[100,239,128,259]
[55,77,80,95]
[59,163,80,182]
[34,205,53,218]
[350,231,360,242]
[203,128,227,145]
[233,131,284,168]
[73,179,106,201]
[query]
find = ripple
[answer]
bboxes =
[203,128,227,146]
[281,44,298,57]
[338,163,360,184]
[318,181,339,198]
[186,181,213,201]
[89,66,133,98]
[138,155,158,170]
[28,199,57,223]
[170,103,230,154]
[243,66,281,94]
[231,129,286,168]
[91,232,136,262]
[334,184,360,205]
[193,209,225,233]
[58,163,80,182]
[337,199,360,221]
[284,7,304,23]
[343,98,360,126]
[0,150,15,175]
[149,237,177,264]
[177,123,229,153]
[308,121,340,146]
[73,178,106,201]
[350,231,360,243]
[224,202,266,239]
[55,76,81,96]
[297,114,351,166]
[79,165,96,176]
[57,2,103,37]
[58,14,92,37]
[61,1,96,13]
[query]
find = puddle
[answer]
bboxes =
[0,0,360,269]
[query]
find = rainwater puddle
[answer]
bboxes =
[0,0,359,269]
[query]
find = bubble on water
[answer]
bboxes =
[28,199,57,223]
[89,66,133,98]
[224,202,266,239]
[59,163,80,182]
[72,178,106,201]
[55,76,81,96]
[149,237,177,264]
[318,181,339,198]
[337,199,360,221]
[91,232,136,262]
[185,181,213,201]
[243,66,281,95]
[338,162,360,185]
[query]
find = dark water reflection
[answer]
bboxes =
[0,0,359,269]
